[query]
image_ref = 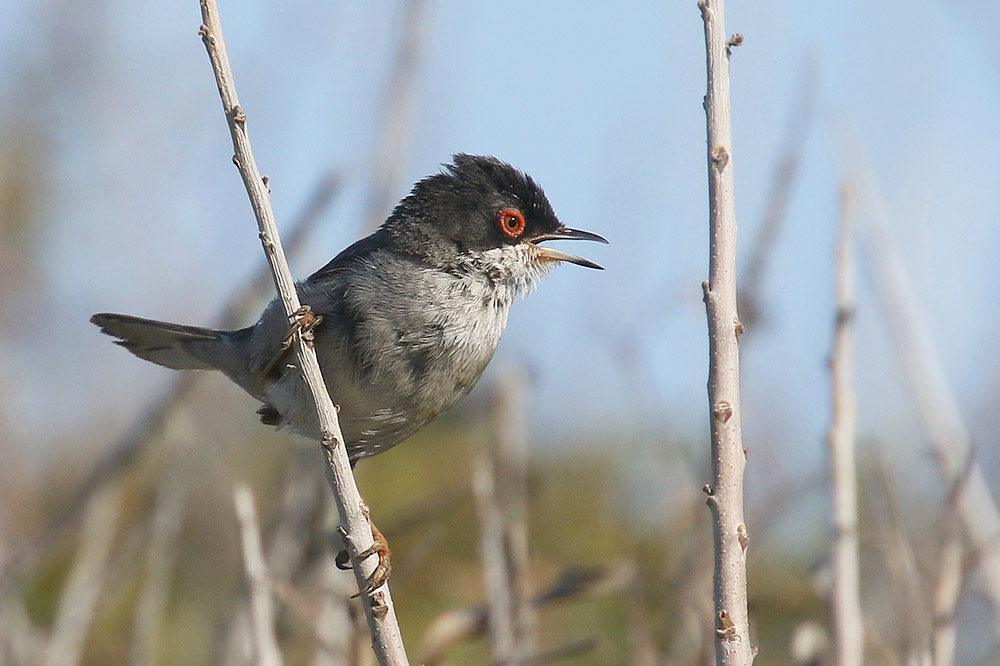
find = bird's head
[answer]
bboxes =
[382,155,607,282]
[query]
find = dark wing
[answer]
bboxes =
[308,232,385,283]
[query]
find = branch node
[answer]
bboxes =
[232,104,246,124]
[261,174,270,193]
[321,430,339,450]
[258,230,274,250]
[726,33,744,56]
[716,610,738,639]
[734,316,744,339]
[701,280,711,301]
[702,484,714,496]
[835,305,855,328]
[711,145,730,170]
[712,400,733,423]
[372,595,390,618]
[197,24,210,40]
[737,523,749,553]
[697,1,710,19]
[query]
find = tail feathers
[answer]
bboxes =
[91,313,226,370]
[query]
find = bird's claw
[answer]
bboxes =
[352,522,391,598]
[337,522,392,598]
[260,306,323,378]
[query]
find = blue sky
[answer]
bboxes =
[1,0,999,493]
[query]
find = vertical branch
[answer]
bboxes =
[473,455,516,663]
[473,370,534,664]
[233,485,284,666]
[838,127,1000,636]
[698,1,753,665]
[197,2,408,663]
[495,372,535,658]
[828,183,864,666]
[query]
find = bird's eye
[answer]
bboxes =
[498,208,526,238]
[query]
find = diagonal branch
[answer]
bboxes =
[44,483,123,666]
[197,2,408,663]
[698,1,754,664]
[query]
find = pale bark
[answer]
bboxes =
[233,485,284,666]
[828,183,864,666]
[698,1,753,664]
[198,2,408,662]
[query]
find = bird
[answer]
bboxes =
[91,153,607,592]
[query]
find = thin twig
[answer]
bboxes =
[0,597,47,665]
[931,524,962,666]
[361,0,428,233]
[473,456,516,663]
[128,461,189,666]
[20,172,338,590]
[300,554,359,666]
[828,182,864,666]
[865,452,932,664]
[526,637,599,664]
[837,125,1000,637]
[44,482,123,666]
[738,57,816,333]
[473,371,535,665]
[197,2,408,662]
[698,1,753,664]
[417,561,635,665]
[233,484,284,666]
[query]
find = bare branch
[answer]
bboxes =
[698,1,753,664]
[827,182,864,666]
[865,453,932,663]
[417,562,635,665]
[473,371,535,664]
[473,456,516,662]
[129,463,189,666]
[837,125,1000,636]
[197,2,408,662]
[233,484,284,666]
[44,483,123,666]
[738,58,816,333]
[26,172,338,581]
[932,524,962,666]
[362,0,428,233]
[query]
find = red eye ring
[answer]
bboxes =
[498,208,526,238]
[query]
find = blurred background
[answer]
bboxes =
[1,0,999,664]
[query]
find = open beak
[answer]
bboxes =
[530,227,609,270]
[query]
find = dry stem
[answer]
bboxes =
[198,2,407,662]
[44,483,122,666]
[473,371,535,664]
[233,485,284,666]
[828,182,864,666]
[838,126,1000,637]
[698,1,753,664]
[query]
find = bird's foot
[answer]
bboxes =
[260,305,323,377]
[335,522,392,598]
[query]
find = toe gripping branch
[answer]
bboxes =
[261,305,324,378]
[336,521,392,598]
